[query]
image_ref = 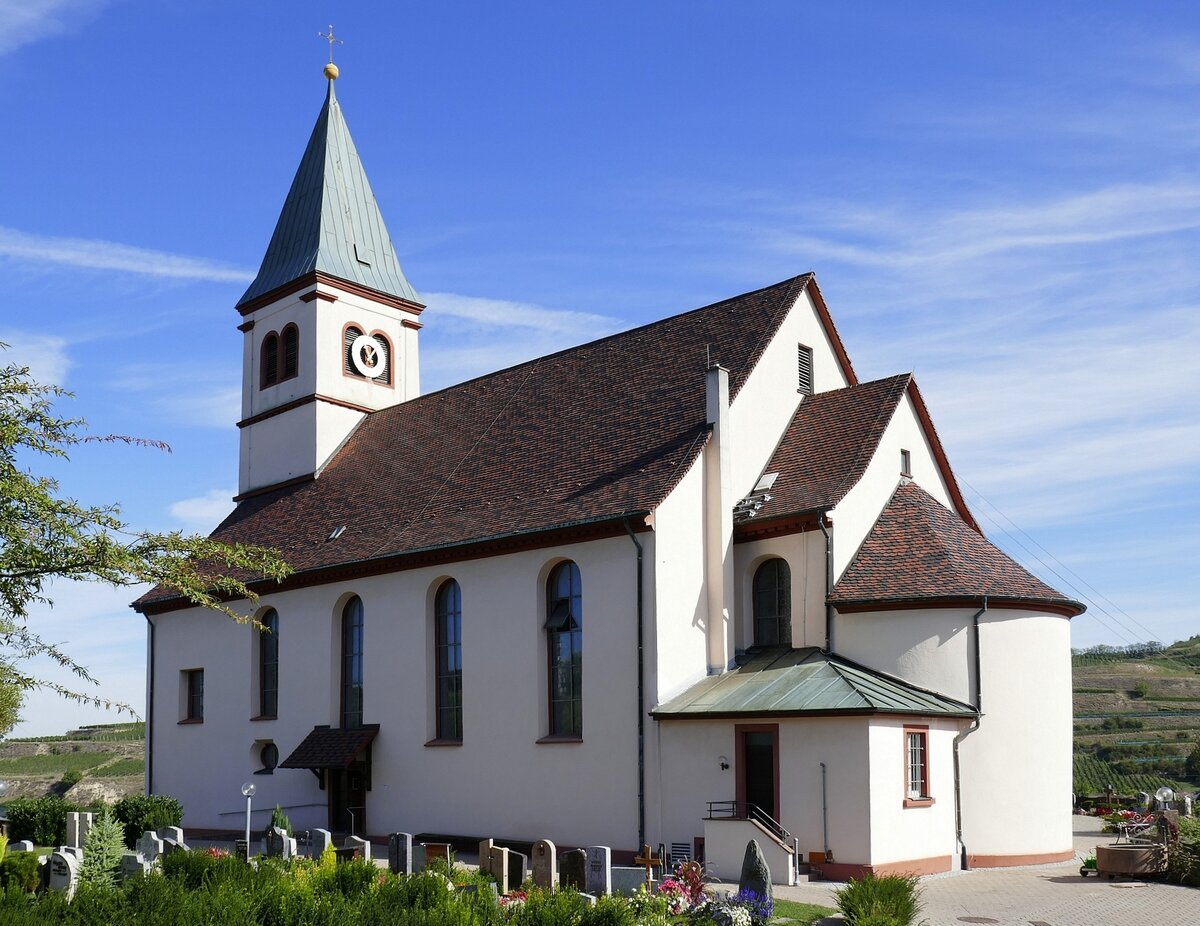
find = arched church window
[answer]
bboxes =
[545,562,582,737]
[435,579,463,741]
[260,332,279,388]
[281,324,299,380]
[753,558,791,646]
[341,596,364,728]
[258,609,278,718]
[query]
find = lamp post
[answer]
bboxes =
[241,782,256,857]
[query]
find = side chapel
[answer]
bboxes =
[135,65,1083,880]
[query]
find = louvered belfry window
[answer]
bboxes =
[282,325,299,380]
[797,344,813,396]
[261,333,279,388]
[344,326,364,376]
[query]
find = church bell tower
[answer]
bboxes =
[235,63,424,497]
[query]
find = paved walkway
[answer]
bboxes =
[714,816,1200,926]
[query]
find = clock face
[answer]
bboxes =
[350,333,387,379]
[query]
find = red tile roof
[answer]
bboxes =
[138,274,836,611]
[750,374,912,519]
[830,482,1084,615]
[280,724,379,769]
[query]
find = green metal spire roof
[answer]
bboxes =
[651,647,977,719]
[237,80,420,308]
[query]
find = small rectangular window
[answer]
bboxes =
[900,449,912,477]
[183,669,204,722]
[904,726,931,804]
[797,344,813,396]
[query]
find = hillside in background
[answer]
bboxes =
[0,722,145,804]
[1073,637,1200,798]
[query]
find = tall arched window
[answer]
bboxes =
[281,324,299,380]
[753,558,791,646]
[435,580,463,741]
[260,332,279,388]
[259,609,279,718]
[545,562,582,737]
[341,596,364,728]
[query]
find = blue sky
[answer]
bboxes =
[3,1,1197,736]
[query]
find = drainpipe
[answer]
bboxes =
[817,515,834,652]
[624,516,647,851]
[143,613,155,795]
[704,364,733,674]
[953,597,987,869]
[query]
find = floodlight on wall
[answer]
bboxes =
[718,755,730,771]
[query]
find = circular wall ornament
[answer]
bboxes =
[350,333,386,378]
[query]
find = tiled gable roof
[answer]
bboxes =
[749,374,912,519]
[280,724,379,770]
[137,274,819,610]
[830,482,1084,615]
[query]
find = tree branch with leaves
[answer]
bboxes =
[0,349,291,735]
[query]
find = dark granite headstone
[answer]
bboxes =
[561,849,587,891]
[508,850,528,889]
[388,832,413,875]
[738,839,772,903]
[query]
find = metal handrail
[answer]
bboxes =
[705,800,793,845]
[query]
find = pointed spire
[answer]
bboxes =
[237,77,420,309]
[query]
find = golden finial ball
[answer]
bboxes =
[324,62,340,80]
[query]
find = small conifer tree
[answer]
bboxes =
[78,809,126,888]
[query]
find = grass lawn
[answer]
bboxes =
[99,758,146,776]
[771,898,836,924]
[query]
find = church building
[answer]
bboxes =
[135,66,1083,881]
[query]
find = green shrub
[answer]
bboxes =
[60,769,84,788]
[508,886,589,926]
[112,793,183,847]
[5,796,79,845]
[835,873,922,926]
[581,894,638,926]
[1134,680,1151,699]
[0,853,40,893]
[269,803,293,837]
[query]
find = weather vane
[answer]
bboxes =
[318,24,344,79]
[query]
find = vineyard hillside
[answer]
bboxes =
[1073,637,1200,798]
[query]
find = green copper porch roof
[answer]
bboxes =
[238,80,420,308]
[652,647,977,719]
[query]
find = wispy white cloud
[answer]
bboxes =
[421,291,625,390]
[0,330,71,384]
[169,487,236,533]
[0,0,106,57]
[0,225,253,282]
[110,364,241,428]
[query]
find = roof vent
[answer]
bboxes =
[328,526,346,541]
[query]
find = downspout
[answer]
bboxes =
[143,613,155,795]
[624,516,647,851]
[954,597,987,869]
[817,514,834,652]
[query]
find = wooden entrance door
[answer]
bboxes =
[328,763,367,835]
[737,724,779,822]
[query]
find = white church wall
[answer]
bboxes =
[151,533,646,849]
[650,456,714,703]
[835,608,976,707]
[727,288,853,501]
[238,401,366,493]
[241,296,319,420]
[732,530,826,651]
[313,284,413,409]
[959,610,1073,864]
[865,719,960,871]
[829,391,955,580]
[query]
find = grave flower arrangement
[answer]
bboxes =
[656,859,708,914]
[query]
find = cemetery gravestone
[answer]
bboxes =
[311,828,333,858]
[579,893,598,906]
[532,839,558,890]
[508,850,528,890]
[161,838,186,859]
[120,852,151,881]
[60,846,82,861]
[158,826,185,846]
[265,826,288,857]
[344,835,371,860]
[137,831,164,864]
[389,832,414,875]
[48,850,81,901]
[488,845,510,893]
[560,849,587,891]
[66,812,95,850]
[585,846,612,896]
[423,842,451,865]
[739,839,772,903]
[12,840,33,853]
